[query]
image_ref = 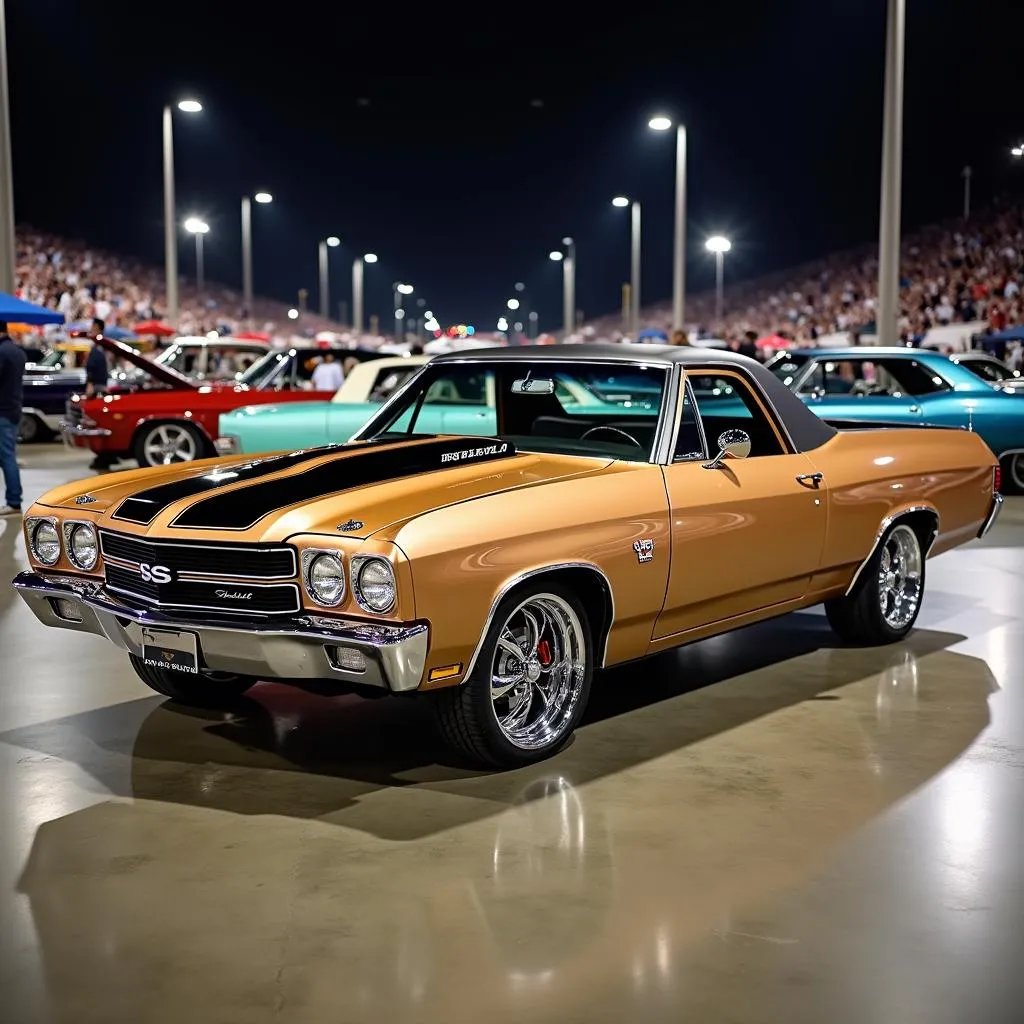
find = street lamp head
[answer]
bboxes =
[648,115,672,131]
[1012,146,1024,158]
[177,99,202,114]
[183,217,209,234]
[514,281,525,291]
[254,192,273,204]
[326,236,341,247]
[611,196,630,207]
[396,283,414,295]
[506,298,520,310]
[497,317,509,331]
[561,236,574,247]
[287,308,299,320]
[363,253,378,264]
[705,235,731,253]
[549,251,564,262]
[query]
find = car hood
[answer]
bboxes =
[37,436,611,541]
[93,334,198,391]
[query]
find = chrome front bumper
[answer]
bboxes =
[12,571,428,692]
[977,493,1004,539]
[59,419,112,438]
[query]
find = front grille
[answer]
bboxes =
[104,564,301,615]
[99,531,295,579]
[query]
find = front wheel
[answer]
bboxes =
[1002,453,1024,495]
[134,421,206,467]
[825,521,925,645]
[129,654,257,706]
[18,412,45,443]
[431,584,593,768]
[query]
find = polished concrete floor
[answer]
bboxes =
[2,444,1023,1024]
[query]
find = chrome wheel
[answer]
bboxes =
[877,524,922,631]
[490,593,587,751]
[142,424,198,465]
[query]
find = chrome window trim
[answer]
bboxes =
[98,530,297,581]
[62,519,99,571]
[844,505,940,597]
[25,515,61,566]
[462,561,616,682]
[301,548,346,607]
[349,554,397,615]
[668,376,709,463]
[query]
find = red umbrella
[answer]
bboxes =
[756,334,791,350]
[133,319,176,337]
[233,331,271,343]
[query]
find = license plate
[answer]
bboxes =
[141,627,199,675]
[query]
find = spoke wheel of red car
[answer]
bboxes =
[128,654,257,706]
[825,521,926,645]
[431,584,593,768]
[135,422,205,467]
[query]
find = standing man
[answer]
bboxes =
[311,351,344,393]
[0,322,27,516]
[84,318,109,398]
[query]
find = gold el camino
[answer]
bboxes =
[12,345,1004,767]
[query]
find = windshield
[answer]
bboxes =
[359,361,668,462]
[960,357,1015,382]
[764,353,809,387]
[239,349,291,388]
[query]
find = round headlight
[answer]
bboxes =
[31,521,61,565]
[306,552,345,606]
[354,558,396,613]
[67,523,99,570]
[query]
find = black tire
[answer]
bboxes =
[133,421,207,467]
[18,412,42,443]
[129,653,257,706]
[1002,453,1024,496]
[431,582,594,768]
[825,520,926,645]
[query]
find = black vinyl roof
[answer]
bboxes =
[432,343,838,453]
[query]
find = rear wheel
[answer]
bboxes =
[18,412,45,443]
[134,421,206,467]
[431,584,593,768]
[129,654,257,706]
[825,522,925,645]
[1002,453,1024,495]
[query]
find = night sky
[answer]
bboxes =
[7,0,1023,332]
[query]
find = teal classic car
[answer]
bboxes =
[765,347,1024,492]
[217,356,659,455]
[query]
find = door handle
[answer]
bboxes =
[909,405,921,413]
[796,472,823,488]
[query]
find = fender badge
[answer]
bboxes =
[74,495,98,505]
[337,519,364,532]
[633,538,654,563]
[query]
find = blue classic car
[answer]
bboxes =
[765,347,1024,492]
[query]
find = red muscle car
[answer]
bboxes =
[62,336,382,467]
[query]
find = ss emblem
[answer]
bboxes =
[139,562,173,584]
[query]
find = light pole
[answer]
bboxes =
[962,166,972,220]
[184,217,209,293]
[0,0,15,293]
[395,282,413,344]
[162,98,202,325]
[352,253,377,333]
[506,297,520,342]
[241,191,272,320]
[648,115,687,331]
[705,235,731,323]
[318,235,340,318]
[549,238,575,338]
[876,0,906,345]
[613,196,641,335]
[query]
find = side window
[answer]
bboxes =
[672,386,705,462]
[877,359,951,396]
[423,371,488,406]
[685,371,786,458]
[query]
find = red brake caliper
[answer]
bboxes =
[537,639,553,667]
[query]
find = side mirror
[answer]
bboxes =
[703,428,752,469]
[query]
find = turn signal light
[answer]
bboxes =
[428,663,463,682]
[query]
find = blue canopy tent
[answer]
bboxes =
[987,326,1024,342]
[0,292,65,326]
[638,328,668,341]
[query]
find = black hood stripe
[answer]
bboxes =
[171,437,518,530]
[112,437,429,526]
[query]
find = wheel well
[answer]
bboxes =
[131,418,214,457]
[898,508,940,554]
[499,566,615,668]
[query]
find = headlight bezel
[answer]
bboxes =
[350,555,397,614]
[301,548,346,607]
[26,516,62,566]
[63,520,99,571]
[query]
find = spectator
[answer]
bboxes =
[311,352,344,392]
[0,322,26,516]
[84,318,109,397]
